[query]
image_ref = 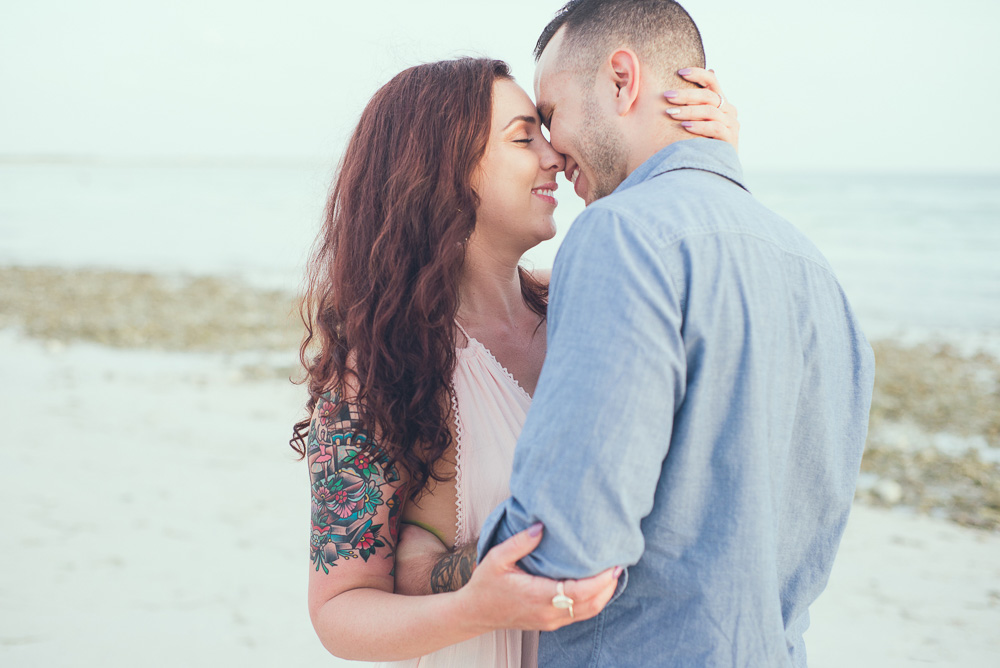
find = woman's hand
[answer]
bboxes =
[663,67,740,151]
[458,523,622,633]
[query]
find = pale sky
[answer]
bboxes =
[1,0,997,172]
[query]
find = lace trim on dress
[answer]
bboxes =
[450,387,467,545]
[468,337,532,402]
[452,319,470,545]
[451,319,530,544]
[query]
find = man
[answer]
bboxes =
[475,1,875,666]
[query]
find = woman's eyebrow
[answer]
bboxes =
[502,115,538,131]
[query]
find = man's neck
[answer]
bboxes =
[625,127,692,176]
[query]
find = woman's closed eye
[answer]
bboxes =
[513,138,534,145]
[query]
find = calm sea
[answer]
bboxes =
[2,163,998,344]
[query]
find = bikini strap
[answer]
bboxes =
[400,519,449,547]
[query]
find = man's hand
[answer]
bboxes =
[393,523,477,596]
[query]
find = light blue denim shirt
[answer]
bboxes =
[478,138,875,667]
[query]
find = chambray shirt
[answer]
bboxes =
[478,138,875,667]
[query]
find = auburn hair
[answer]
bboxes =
[290,58,547,498]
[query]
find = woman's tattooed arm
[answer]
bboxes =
[307,392,404,575]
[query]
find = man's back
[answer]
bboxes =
[479,139,875,667]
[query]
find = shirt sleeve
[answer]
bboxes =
[477,206,686,579]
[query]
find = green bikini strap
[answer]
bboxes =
[400,519,449,547]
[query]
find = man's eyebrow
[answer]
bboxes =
[536,104,552,128]
[502,115,538,131]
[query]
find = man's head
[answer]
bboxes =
[533,0,705,204]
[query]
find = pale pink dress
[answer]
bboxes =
[373,322,538,668]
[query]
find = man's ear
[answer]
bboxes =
[608,49,641,116]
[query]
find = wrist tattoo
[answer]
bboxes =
[429,542,477,593]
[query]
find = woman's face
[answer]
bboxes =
[471,79,565,258]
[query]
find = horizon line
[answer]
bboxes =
[0,153,997,177]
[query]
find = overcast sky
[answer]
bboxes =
[1,0,997,172]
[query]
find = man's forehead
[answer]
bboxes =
[532,26,567,101]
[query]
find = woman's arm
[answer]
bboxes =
[306,392,621,662]
[311,566,492,660]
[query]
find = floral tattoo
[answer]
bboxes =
[308,392,403,574]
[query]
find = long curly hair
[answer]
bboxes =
[290,58,547,498]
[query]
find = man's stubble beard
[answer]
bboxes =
[577,90,629,203]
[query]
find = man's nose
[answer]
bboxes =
[542,145,566,173]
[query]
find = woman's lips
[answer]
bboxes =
[531,182,559,206]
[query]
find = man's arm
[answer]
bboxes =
[430,543,478,593]
[478,207,685,580]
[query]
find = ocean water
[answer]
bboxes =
[749,172,1000,342]
[2,162,998,343]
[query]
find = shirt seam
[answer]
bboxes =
[647,162,747,191]
[593,206,841,282]
[613,141,746,194]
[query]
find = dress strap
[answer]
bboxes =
[454,319,472,342]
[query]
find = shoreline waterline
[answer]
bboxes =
[3,264,998,531]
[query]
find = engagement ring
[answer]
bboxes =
[551,581,575,619]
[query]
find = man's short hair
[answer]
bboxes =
[534,0,706,85]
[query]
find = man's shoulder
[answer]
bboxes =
[566,168,750,249]
[557,196,661,264]
[561,172,839,290]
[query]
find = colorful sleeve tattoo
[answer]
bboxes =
[308,391,403,575]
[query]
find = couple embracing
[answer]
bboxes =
[291,1,875,666]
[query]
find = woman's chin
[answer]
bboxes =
[534,221,558,245]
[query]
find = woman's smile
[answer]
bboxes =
[531,182,559,206]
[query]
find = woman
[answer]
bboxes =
[290,57,738,665]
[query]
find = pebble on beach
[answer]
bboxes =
[871,479,903,505]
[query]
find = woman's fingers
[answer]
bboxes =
[480,522,544,571]
[558,568,621,622]
[467,528,623,632]
[563,567,620,603]
[679,120,733,142]
[499,567,620,630]
[664,87,725,109]
[665,104,724,123]
[677,66,720,93]
[665,101,739,146]
[567,568,621,609]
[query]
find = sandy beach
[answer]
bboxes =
[2,267,999,667]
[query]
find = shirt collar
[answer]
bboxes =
[613,137,748,195]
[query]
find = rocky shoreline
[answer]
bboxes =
[861,341,1000,529]
[4,265,998,530]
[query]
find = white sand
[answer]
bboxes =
[2,331,998,667]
